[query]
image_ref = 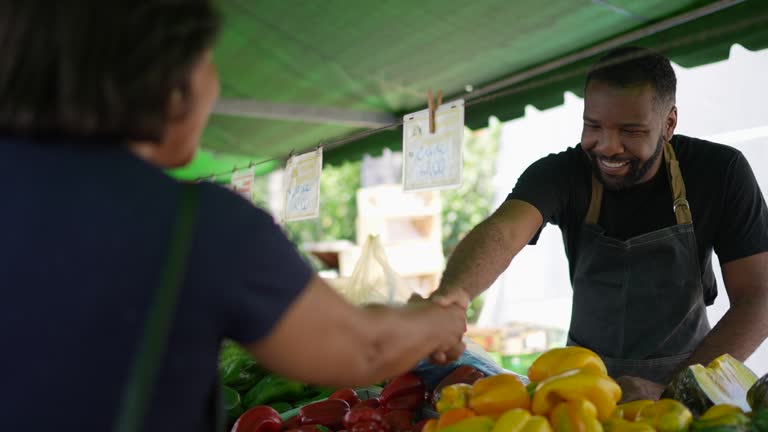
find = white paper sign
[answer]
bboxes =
[284,147,323,221]
[230,166,255,201]
[402,99,464,191]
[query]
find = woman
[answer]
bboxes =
[0,1,466,431]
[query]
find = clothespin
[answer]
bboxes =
[427,89,443,134]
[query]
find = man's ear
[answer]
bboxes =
[665,106,678,141]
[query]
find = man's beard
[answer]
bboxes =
[589,133,664,191]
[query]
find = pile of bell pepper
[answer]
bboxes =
[423,346,768,432]
[219,341,340,427]
[232,373,432,432]
[423,346,623,432]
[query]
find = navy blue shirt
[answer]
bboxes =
[0,137,312,431]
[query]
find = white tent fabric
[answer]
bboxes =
[479,44,768,374]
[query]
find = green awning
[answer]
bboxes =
[180,0,768,179]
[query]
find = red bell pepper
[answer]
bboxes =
[282,416,301,430]
[381,410,414,432]
[329,388,362,408]
[411,420,429,432]
[231,406,282,432]
[299,399,350,430]
[351,421,391,432]
[283,426,331,432]
[344,407,385,429]
[430,365,484,404]
[380,374,426,411]
[355,398,381,410]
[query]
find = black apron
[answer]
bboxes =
[567,141,711,384]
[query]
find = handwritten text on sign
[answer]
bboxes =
[403,99,464,191]
[284,147,323,222]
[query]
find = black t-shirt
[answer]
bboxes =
[507,134,768,304]
[0,137,313,431]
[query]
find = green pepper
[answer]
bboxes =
[244,374,306,408]
[267,402,293,413]
[222,385,243,425]
[218,340,269,392]
[293,388,336,407]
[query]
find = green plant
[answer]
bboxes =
[440,120,502,259]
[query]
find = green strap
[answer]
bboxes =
[114,184,200,432]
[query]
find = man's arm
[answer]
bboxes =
[431,199,543,302]
[687,251,768,365]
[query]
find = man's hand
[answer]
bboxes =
[431,288,472,311]
[408,287,472,311]
[408,290,470,364]
[615,376,665,403]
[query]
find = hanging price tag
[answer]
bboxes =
[402,99,464,191]
[283,147,323,221]
[230,166,255,201]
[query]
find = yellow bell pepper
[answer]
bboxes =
[532,369,622,422]
[549,400,603,432]
[492,408,531,432]
[438,416,495,432]
[692,404,750,432]
[528,347,608,382]
[612,400,655,421]
[422,419,438,432]
[636,399,693,432]
[437,383,474,413]
[699,404,745,420]
[603,418,656,432]
[436,407,477,430]
[522,415,554,432]
[491,409,555,432]
[470,374,531,416]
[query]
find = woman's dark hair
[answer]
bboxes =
[0,0,220,143]
[585,46,677,110]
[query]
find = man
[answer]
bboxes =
[429,46,768,398]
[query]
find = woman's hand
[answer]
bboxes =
[408,290,471,364]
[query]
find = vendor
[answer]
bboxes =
[428,47,768,397]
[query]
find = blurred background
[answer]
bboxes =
[242,44,767,376]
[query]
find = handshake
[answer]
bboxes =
[406,287,473,365]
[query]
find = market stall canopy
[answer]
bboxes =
[172,0,768,180]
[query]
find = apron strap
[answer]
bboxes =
[586,175,603,225]
[663,141,693,225]
[113,183,200,432]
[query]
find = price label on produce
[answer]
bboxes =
[283,147,323,222]
[230,166,255,202]
[402,99,464,191]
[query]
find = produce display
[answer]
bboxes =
[220,341,768,432]
[424,348,768,432]
[219,341,337,426]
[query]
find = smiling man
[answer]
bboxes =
[427,46,768,396]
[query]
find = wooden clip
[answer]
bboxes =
[427,89,443,134]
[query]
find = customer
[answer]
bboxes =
[0,1,466,431]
